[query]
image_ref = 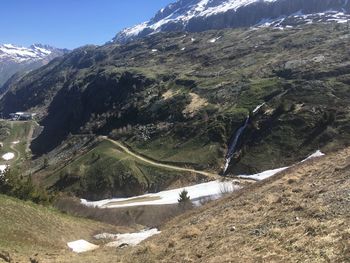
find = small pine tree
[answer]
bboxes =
[178,189,191,204]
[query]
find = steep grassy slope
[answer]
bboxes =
[116,147,350,263]
[2,23,350,189]
[0,195,124,262]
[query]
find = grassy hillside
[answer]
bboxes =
[116,147,350,263]
[0,194,125,262]
[41,138,209,200]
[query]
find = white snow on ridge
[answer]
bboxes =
[199,0,277,17]
[95,229,161,247]
[255,10,350,29]
[0,44,52,63]
[67,240,99,253]
[119,0,278,38]
[81,180,240,209]
[122,22,148,37]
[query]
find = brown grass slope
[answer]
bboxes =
[118,147,350,263]
[0,195,128,262]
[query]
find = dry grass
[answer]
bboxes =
[0,195,127,263]
[114,147,350,263]
[182,93,208,117]
[162,89,179,100]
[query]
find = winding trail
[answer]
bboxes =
[101,136,220,179]
[9,143,21,163]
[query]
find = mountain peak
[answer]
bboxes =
[0,43,68,88]
[0,43,66,63]
[113,0,350,43]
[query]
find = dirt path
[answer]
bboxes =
[101,136,220,179]
[9,143,21,163]
[25,121,35,153]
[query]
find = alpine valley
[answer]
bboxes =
[0,0,350,262]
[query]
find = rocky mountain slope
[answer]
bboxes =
[2,22,350,196]
[114,0,350,43]
[0,44,68,90]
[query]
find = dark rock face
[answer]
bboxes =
[114,0,350,43]
[31,71,154,155]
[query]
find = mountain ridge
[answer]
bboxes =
[113,0,350,43]
[0,43,68,90]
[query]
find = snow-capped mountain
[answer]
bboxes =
[113,0,350,43]
[0,44,68,89]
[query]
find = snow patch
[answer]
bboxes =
[2,153,15,161]
[209,36,222,43]
[238,150,325,181]
[0,165,8,173]
[252,103,266,114]
[238,167,289,181]
[81,180,240,209]
[12,141,20,145]
[301,150,325,162]
[67,240,99,253]
[95,229,161,247]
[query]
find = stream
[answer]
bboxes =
[223,103,265,174]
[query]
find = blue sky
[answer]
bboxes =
[1,0,174,49]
